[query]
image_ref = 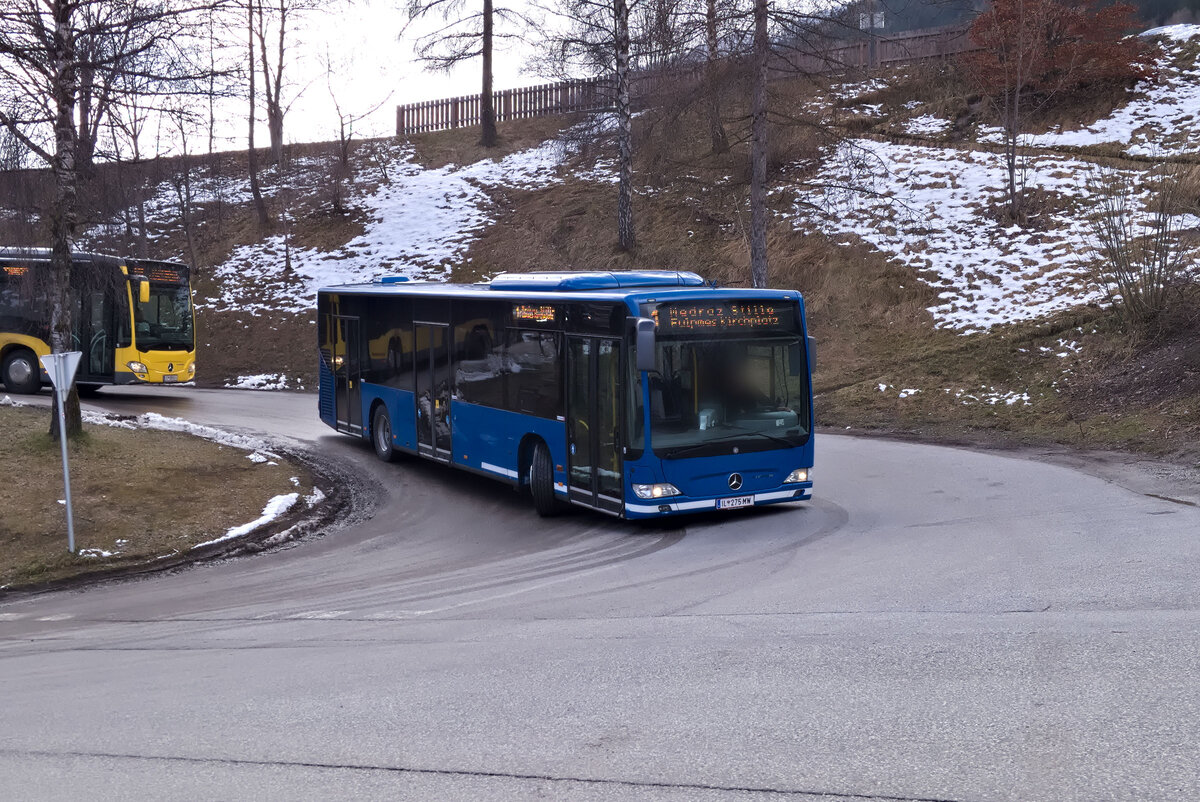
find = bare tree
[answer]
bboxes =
[321,48,392,214]
[748,0,768,287]
[247,0,269,224]
[249,0,324,168]
[703,0,729,154]
[0,105,30,171]
[964,0,1150,221]
[403,0,528,148]
[538,0,639,251]
[1089,163,1200,328]
[0,0,227,438]
[164,103,203,270]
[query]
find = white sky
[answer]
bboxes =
[270,0,545,147]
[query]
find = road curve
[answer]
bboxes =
[2,387,1199,801]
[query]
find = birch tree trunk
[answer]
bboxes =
[49,0,82,440]
[748,0,769,289]
[615,0,635,251]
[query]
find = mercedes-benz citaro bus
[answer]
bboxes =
[0,248,196,394]
[317,271,814,518]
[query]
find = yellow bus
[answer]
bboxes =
[0,248,196,394]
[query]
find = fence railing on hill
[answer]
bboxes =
[397,79,611,136]
[395,23,977,136]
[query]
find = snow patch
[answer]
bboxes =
[83,409,281,457]
[192,492,300,549]
[905,114,951,136]
[226,373,302,391]
[946,387,1034,406]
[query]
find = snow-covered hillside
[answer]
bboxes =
[206,141,571,314]
[61,25,1200,342]
[787,24,1200,334]
[980,25,1200,157]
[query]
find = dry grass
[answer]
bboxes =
[0,404,314,588]
[406,116,574,170]
[195,308,318,389]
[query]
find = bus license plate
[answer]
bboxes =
[718,495,753,509]
[163,375,179,383]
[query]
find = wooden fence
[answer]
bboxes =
[397,79,611,136]
[396,23,977,136]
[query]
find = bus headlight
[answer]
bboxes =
[187,362,195,374]
[127,361,148,374]
[784,468,810,483]
[633,483,681,499]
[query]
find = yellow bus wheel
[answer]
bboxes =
[2,349,41,395]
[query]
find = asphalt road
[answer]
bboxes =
[3,387,1199,801]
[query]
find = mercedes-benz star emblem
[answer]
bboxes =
[167,363,174,372]
[728,473,743,490]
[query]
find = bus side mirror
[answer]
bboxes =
[634,317,657,373]
[137,279,150,305]
[806,335,816,372]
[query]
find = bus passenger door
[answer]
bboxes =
[415,322,451,462]
[83,291,114,381]
[333,315,362,435]
[566,336,623,515]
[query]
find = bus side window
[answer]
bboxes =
[455,322,505,408]
[506,329,560,419]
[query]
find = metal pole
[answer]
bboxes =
[53,358,76,553]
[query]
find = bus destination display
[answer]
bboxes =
[513,303,557,324]
[655,301,795,334]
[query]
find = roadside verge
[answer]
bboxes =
[0,400,359,594]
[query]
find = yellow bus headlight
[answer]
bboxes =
[127,361,148,374]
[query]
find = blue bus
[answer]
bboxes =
[317,271,814,518]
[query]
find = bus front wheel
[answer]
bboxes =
[530,441,563,517]
[371,404,397,463]
[2,349,41,395]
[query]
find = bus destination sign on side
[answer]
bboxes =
[513,303,557,325]
[655,301,795,334]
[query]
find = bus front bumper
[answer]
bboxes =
[623,484,812,518]
[114,367,192,385]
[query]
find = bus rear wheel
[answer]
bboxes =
[2,349,41,394]
[530,441,563,517]
[372,404,396,463]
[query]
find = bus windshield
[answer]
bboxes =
[648,336,810,459]
[133,282,193,351]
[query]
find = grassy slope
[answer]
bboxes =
[0,404,314,587]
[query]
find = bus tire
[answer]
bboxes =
[2,349,41,395]
[371,403,397,463]
[530,441,562,517]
